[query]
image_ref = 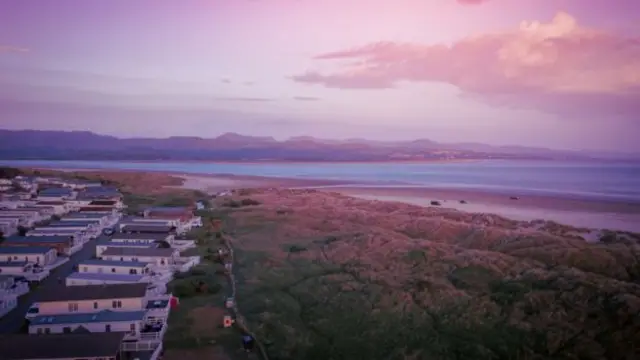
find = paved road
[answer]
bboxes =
[0,241,97,333]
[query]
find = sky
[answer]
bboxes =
[0,0,639,152]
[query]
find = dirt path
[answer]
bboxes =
[221,234,270,360]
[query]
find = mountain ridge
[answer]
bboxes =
[0,129,636,162]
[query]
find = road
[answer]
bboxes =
[0,240,97,333]
[221,234,269,360]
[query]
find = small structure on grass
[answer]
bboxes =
[242,335,255,352]
[223,315,235,328]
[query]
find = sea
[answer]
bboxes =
[1,159,639,203]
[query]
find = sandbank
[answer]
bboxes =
[327,186,640,233]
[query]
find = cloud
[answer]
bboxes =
[292,96,321,101]
[0,45,29,53]
[292,12,640,117]
[215,96,273,102]
[456,0,489,4]
[221,78,232,84]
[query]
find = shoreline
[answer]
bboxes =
[18,166,640,233]
[2,158,484,165]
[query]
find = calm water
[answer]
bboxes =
[2,160,639,202]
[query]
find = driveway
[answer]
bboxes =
[0,240,97,333]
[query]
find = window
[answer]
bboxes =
[68,303,79,312]
[105,324,111,332]
[83,267,88,272]
[112,300,122,308]
[111,268,116,273]
[36,328,43,334]
[44,328,51,334]
[130,323,136,331]
[62,327,71,333]
[93,301,98,309]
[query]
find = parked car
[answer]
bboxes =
[25,303,40,320]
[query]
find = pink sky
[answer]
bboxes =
[0,0,639,152]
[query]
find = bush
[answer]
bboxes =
[240,198,261,206]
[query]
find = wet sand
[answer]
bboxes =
[328,186,640,233]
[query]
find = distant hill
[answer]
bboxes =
[0,129,634,162]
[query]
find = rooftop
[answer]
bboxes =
[88,199,118,205]
[109,233,169,241]
[145,206,189,213]
[31,309,146,326]
[0,261,29,267]
[47,220,98,227]
[0,246,53,254]
[35,283,148,302]
[38,188,73,196]
[3,235,73,243]
[28,228,81,235]
[63,212,108,219]
[101,247,175,257]
[79,259,150,267]
[0,332,125,359]
[121,224,175,233]
[67,272,146,282]
[98,241,157,249]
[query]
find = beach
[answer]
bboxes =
[21,166,640,233]
[173,173,640,233]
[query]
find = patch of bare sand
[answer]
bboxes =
[164,347,232,360]
[163,306,232,360]
[188,305,227,336]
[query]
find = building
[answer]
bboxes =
[0,246,57,265]
[34,283,150,315]
[1,235,75,254]
[29,309,147,335]
[37,187,75,201]
[33,201,69,215]
[120,223,176,235]
[79,259,152,275]
[143,206,192,218]
[0,261,37,276]
[101,247,178,267]
[96,240,159,257]
[66,272,150,286]
[0,332,126,360]
[26,228,87,244]
[0,208,49,225]
[61,211,115,226]
[0,218,19,237]
[111,233,174,243]
[0,275,28,318]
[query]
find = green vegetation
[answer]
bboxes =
[169,266,222,298]
[0,166,22,179]
[221,198,262,208]
[212,191,640,360]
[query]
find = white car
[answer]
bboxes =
[25,303,40,320]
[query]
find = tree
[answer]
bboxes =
[155,240,171,248]
[17,226,28,236]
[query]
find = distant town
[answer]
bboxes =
[0,173,208,360]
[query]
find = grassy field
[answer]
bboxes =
[209,189,640,360]
[18,167,638,360]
